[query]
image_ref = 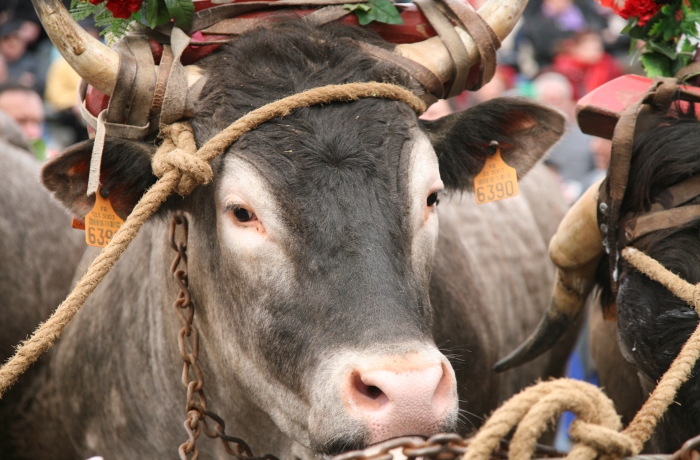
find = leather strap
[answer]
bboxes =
[600,82,659,293]
[650,174,700,211]
[201,18,265,36]
[124,35,157,128]
[359,41,444,101]
[107,39,138,124]
[303,5,353,27]
[151,44,174,119]
[620,205,700,247]
[78,81,151,140]
[189,0,365,32]
[414,0,469,98]
[160,27,191,126]
[618,174,700,246]
[440,0,498,89]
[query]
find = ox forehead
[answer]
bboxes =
[19,18,570,460]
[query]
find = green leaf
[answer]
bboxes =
[146,0,172,28]
[344,3,372,12]
[354,8,378,25]
[626,25,647,40]
[367,0,403,25]
[29,139,46,161]
[620,18,638,35]
[640,52,673,77]
[646,40,678,59]
[164,0,195,30]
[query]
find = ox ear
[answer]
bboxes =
[41,139,157,221]
[420,97,566,191]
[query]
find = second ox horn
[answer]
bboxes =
[494,178,606,372]
[394,0,527,87]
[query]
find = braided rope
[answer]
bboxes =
[0,82,426,397]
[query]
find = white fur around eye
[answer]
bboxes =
[406,129,442,273]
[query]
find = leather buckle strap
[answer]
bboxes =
[618,174,700,247]
[414,0,469,98]
[188,0,366,32]
[620,205,700,247]
[108,35,157,130]
[440,0,498,89]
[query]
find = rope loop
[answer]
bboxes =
[153,122,213,196]
[463,379,635,460]
[569,421,635,458]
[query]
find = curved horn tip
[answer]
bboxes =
[31,0,120,96]
[493,312,573,373]
[478,0,529,42]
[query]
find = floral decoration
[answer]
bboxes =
[598,0,700,77]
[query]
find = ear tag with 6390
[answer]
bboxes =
[474,142,519,205]
[84,187,124,248]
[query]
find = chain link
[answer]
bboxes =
[171,213,279,460]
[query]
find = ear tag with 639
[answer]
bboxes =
[84,187,124,248]
[474,142,519,205]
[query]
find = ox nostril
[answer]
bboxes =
[351,372,389,408]
[343,356,458,445]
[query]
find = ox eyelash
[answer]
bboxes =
[224,203,248,214]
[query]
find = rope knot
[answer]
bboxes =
[153,122,213,196]
[569,420,635,458]
[463,379,633,460]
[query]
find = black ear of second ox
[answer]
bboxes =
[421,98,566,191]
[41,138,157,221]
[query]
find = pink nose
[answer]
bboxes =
[346,361,456,444]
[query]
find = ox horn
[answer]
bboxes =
[494,178,605,373]
[32,0,120,96]
[394,0,526,86]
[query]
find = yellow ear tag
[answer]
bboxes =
[474,143,519,205]
[84,188,125,247]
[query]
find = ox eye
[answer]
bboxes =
[427,191,440,207]
[231,206,256,223]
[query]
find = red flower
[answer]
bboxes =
[104,0,143,19]
[601,0,662,26]
[89,0,105,4]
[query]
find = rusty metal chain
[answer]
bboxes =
[332,434,563,460]
[170,212,279,460]
[168,213,700,460]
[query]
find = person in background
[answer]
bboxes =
[533,72,594,204]
[580,137,611,191]
[0,12,51,93]
[0,82,47,158]
[0,54,7,85]
[520,0,606,72]
[549,30,622,100]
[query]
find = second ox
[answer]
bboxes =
[497,79,700,452]
[1,0,573,458]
